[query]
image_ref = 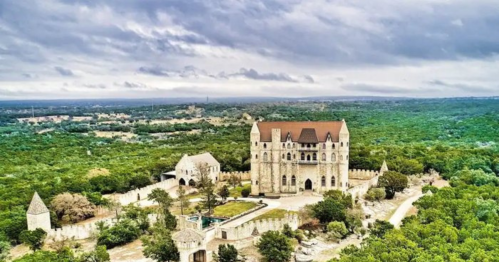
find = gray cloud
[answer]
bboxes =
[138,66,169,77]
[426,79,494,93]
[341,83,420,95]
[54,66,74,77]
[82,83,107,89]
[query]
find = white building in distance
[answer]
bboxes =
[175,153,220,186]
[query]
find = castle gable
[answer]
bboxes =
[298,128,319,143]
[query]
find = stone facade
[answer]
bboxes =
[176,153,220,186]
[250,121,350,195]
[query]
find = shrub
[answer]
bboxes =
[282,224,295,238]
[422,185,438,194]
[256,231,293,262]
[19,228,47,251]
[50,193,96,223]
[364,188,386,202]
[327,221,348,240]
[241,188,251,197]
[213,244,239,262]
[97,219,141,249]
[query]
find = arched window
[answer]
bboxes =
[256,180,259,185]
[291,175,296,186]
[322,143,326,149]
[287,153,291,160]
[307,154,311,161]
[255,154,258,159]
[331,176,336,186]
[282,143,285,148]
[263,152,268,161]
[340,155,343,161]
[185,170,188,176]
[282,154,285,159]
[282,175,287,186]
[341,142,344,147]
[255,142,258,146]
[321,176,326,187]
[293,154,296,159]
[301,152,305,160]
[293,143,295,148]
[346,155,349,160]
[322,153,326,161]
[332,153,336,161]
[332,144,336,149]
[307,143,311,148]
[263,143,267,149]
[313,153,317,161]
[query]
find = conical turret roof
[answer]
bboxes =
[27,192,49,215]
[380,160,389,173]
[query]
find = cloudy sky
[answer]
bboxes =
[0,0,498,100]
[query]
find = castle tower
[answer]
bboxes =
[338,120,350,191]
[250,122,260,195]
[271,128,281,193]
[27,192,51,231]
[380,160,389,175]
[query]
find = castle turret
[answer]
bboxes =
[250,122,260,195]
[27,192,51,231]
[380,160,389,175]
[338,120,349,191]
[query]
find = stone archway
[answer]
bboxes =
[189,250,206,262]
[179,178,186,186]
[188,179,196,187]
[305,179,312,190]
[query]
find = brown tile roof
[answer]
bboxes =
[257,121,344,142]
[298,128,318,143]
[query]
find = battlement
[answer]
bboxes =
[219,171,251,181]
[108,179,178,206]
[348,169,380,180]
[215,213,299,240]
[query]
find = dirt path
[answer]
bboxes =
[388,193,424,228]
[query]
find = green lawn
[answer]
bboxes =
[228,184,251,198]
[250,209,297,221]
[213,201,257,217]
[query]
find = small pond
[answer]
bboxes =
[189,216,227,228]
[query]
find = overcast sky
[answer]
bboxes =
[0,0,498,100]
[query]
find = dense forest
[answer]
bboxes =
[0,98,498,247]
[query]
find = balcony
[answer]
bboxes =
[298,147,318,152]
[298,160,318,165]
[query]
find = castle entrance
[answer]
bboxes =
[305,179,312,190]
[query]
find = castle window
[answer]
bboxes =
[255,142,258,146]
[307,154,311,161]
[332,153,336,161]
[256,180,258,185]
[263,143,267,149]
[287,153,291,161]
[322,143,326,149]
[293,154,296,159]
[313,144,316,148]
[321,176,326,187]
[331,176,336,186]
[346,155,349,160]
[322,153,326,161]
[255,154,258,159]
[287,144,291,149]
[282,154,285,159]
[313,153,317,161]
[291,175,296,186]
[282,143,285,148]
[293,143,295,148]
[340,155,343,161]
[307,143,311,148]
[341,142,344,147]
[282,175,287,186]
[332,144,335,149]
[301,153,305,160]
[263,152,268,161]
[186,170,188,176]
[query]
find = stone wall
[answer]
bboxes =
[215,213,299,241]
[349,169,379,180]
[347,174,379,200]
[47,214,158,242]
[109,179,178,206]
[219,171,251,181]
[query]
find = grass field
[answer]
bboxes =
[213,201,257,217]
[250,209,297,221]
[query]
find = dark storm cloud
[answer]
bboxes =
[54,66,74,76]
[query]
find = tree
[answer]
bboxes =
[176,186,190,215]
[369,220,394,238]
[147,189,176,230]
[281,224,295,238]
[97,219,141,249]
[312,198,346,224]
[228,174,241,188]
[364,188,386,202]
[76,245,110,262]
[196,163,217,214]
[213,244,239,262]
[50,193,96,223]
[378,171,409,199]
[0,240,10,261]
[142,224,179,262]
[256,231,293,262]
[19,228,47,251]
[327,221,348,240]
[218,185,230,201]
[323,190,353,208]
[241,188,250,198]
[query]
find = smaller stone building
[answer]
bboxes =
[27,192,51,231]
[175,153,220,186]
[173,228,208,262]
